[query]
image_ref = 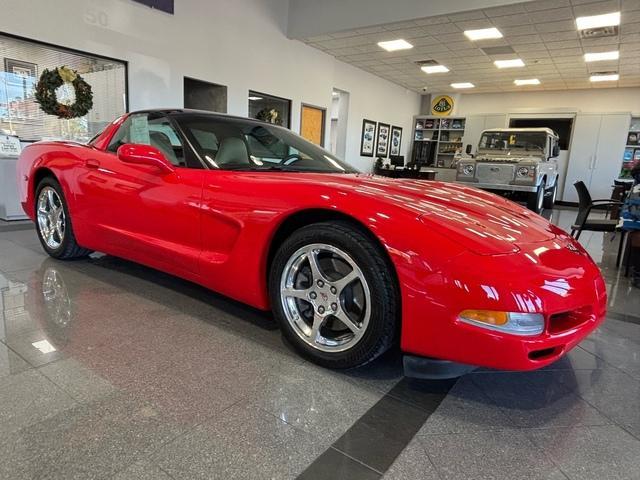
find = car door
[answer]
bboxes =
[75,112,203,277]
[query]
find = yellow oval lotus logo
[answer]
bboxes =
[431,95,454,116]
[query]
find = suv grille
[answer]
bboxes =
[476,164,515,184]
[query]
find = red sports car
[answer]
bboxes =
[17,110,606,377]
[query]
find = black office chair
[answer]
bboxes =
[571,181,622,240]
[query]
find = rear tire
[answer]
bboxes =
[543,180,558,210]
[269,221,399,369]
[527,183,544,214]
[35,177,93,260]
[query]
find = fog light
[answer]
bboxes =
[459,310,544,336]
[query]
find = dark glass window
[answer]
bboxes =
[174,114,357,173]
[509,118,573,150]
[248,91,291,128]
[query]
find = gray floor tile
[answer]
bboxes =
[112,460,173,480]
[382,439,439,480]
[421,430,567,480]
[299,447,382,480]
[38,357,117,403]
[153,403,328,480]
[0,369,76,435]
[418,375,514,434]
[472,371,611,428]
[3,328,66,367]
[0,341,31,377]
[527,425,640,480]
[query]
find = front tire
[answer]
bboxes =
[543,180,558,210]
[35,177,92,260]
[269,222,399,369]
[527,183,544,214]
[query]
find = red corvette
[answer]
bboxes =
[17,110,606,376]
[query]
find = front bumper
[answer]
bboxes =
[456,180,538,193]
[399,235,607,371]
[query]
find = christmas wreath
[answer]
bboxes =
[34,66,93,119]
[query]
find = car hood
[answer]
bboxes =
[318,173,557,255]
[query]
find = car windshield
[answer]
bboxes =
[173,114,359,173]
[479,131,546,153]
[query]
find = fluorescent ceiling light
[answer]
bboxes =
[421,65,450,74]
[451,82,475,89]
[514,78,540,86]
[377,39,413,51]
[576,11,620,30]
[494,58,525,68]
[464,27,503,41]
[590,73,619,82]
[584,50,619,62]
[248,96,263,101]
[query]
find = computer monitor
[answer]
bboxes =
[389,155,404,168]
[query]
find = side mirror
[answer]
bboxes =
[465,144,474,158]
[117,144,175,174]
[552,144,560,157]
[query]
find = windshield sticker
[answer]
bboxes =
[130,115,150,144]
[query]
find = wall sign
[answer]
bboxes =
[376,123,390,157]
[431,95,454,116]
[0,135,22,157]
[360,119,376,157]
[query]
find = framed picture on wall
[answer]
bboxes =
[376,122,390,157]
[390,126,402,156]
[360,119,376,156]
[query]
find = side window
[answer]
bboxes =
[107,113,187,167]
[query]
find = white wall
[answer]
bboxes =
[456,88,640,116]
[0,0,420,172]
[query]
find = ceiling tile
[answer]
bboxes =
[447,10,487,22]
[528,7,575,23]
[534,20,576,33]
[525,0,571,11]
[491,13,534,27]
[572,0,622,17]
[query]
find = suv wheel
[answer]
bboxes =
[543,180,558,210]
[527,184,544,214]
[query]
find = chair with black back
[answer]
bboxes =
[571,181,622,240]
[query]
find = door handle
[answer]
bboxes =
[86,158,100,169]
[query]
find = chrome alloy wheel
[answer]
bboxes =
[280,243,371,353]
[37,187,65,250]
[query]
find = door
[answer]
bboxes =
[590,114,631,200]
[563,114,602,203]
[76,112,203,275]
[300,104,326,146]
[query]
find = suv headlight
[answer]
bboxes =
[458,310,544,336]
[516,166,530,177]
[459,164,474,176]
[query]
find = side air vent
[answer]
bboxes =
[414,59,439,66]
[579,25,618,39]
[480,46,516,56]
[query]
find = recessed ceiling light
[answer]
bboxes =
[464,27,503,41]
[494,59,525,68]
[451,82,475,89]
[590,73,619,82]
[421,65,450,74]
[514,78,540,86]
[248,96,263,101]
[576,11,620,30]
[584,50,619,62]
[377,39,413,52]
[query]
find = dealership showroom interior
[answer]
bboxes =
[2,0,640,478]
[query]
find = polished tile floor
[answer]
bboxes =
[0,207,639,480]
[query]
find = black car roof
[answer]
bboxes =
[129,108,270,125]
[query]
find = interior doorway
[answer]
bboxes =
[300,104,326,146]
[329,89,349,159]
[508,114,575,201]
[184,77,227,113]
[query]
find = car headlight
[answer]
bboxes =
[516,166,531,177]
[458,309,544,336]
[460,164,474,176]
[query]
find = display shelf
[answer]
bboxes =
[412,116,466,168]
[622,116,640,178]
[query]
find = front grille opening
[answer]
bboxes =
[548,306,593,334]
[528,347,561,361]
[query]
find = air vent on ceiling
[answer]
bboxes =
[579,26,618,39]
[480,46,515,56]
[414,59,439,66]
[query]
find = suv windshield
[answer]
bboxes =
[479,131,545,153]
[173,114,358,173]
